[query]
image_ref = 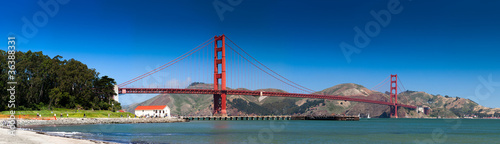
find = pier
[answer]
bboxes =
[182,115,359,121]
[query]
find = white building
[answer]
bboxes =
[135,105,171,118]
[113,85,119,102]
[417,106,424,113]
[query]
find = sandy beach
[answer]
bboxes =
[0,118,187,143]
[0,128,112,144]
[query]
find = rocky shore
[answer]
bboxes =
[1,117,188,128]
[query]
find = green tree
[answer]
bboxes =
[0,50,120,111]
[48,87,70,109]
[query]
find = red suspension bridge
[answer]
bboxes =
[115,35,416,118]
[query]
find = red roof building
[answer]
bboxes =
[135,105,171,118]
[135,105,168,110]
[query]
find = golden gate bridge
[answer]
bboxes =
[116,35,416,118]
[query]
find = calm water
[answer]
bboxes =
[29,119,500,143]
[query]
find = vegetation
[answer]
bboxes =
[429,108,456,117]
[0,108,133,118]
[324,100,352,114]
[449,102,477,117]
[0,50,120,111]
[189,82,205,87]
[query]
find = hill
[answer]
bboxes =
[398,91,500,118]
[125,83,500,118]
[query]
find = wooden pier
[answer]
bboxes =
[293,115,359,121]
[182,115,359,121]
[182,116,292,121]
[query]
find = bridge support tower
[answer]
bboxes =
[390,74,398,118]
[213,35,227,116]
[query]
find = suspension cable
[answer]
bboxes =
[118,39,213,87]
[225,36,316,93]
[371,75,390,90]
[397,76,407,92]
[372,79,390,92]
[226,44,315,94]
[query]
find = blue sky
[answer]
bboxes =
[2,0,500,107]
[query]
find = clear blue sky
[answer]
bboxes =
[2,0,500,107]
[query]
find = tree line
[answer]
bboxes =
[0,50,120,111]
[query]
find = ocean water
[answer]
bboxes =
[29,118,500,143]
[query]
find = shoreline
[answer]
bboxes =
[0,117,187,144]
[0,127,115,144]
[1,117,188,128]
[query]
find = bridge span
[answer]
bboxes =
[116,34,417,118]
[119,88,416,109]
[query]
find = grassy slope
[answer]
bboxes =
[1,108,135,118]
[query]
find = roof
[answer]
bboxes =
[118,110,125,112]
[135,105,167,110]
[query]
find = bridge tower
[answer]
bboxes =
[390,74,398,118]
[213,34,227,116]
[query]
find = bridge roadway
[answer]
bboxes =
[119,88,417,109]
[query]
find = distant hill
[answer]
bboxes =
[398,91,500,118]
[125,83,500,118]
[303,83,396,118]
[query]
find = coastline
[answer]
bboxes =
[0,118,187,144]
[0,127,115,144]
[2,117,187,128]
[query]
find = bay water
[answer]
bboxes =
[29,118,500,143]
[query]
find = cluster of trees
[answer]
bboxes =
[0,50,120,111]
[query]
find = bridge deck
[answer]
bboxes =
[119,88,417,109]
